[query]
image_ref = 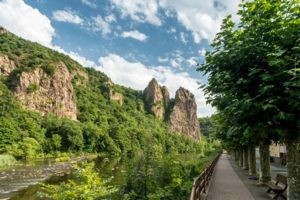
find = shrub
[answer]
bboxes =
[42,64,56,76]
[0,154,16,167]
[27,83,39,93]
[40,162,116,199]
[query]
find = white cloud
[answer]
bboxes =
[105,14,116,23]
[68,52,96,67]
[111,0,161,25]
[52,9,83,25]
[51,46,96,67]
[199,48,206,57]
[169,50,184,68]
[160,0,240,42]
[158,56,168,63]
[180,32,187,44]
[98,54,215,117]
[52,9,83,24]
[110,0,240,41]
[0,0,96,69]
[193,32,201,44]
[187,57,197,67]
[0,0,55,46]
[170,59,181,68]
[169,28,176,33]
[121,30,148,41]
[89,15,111,35]
[81,0,97,8]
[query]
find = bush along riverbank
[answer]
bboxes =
[11,139,221,200]
[0,154,16,168]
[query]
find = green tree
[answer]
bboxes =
[40,162,115,200]
[198,0,299,198]
[60,119,84,151]
[51,134,62,151]
[21,137,40,159]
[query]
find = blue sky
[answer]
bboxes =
[0,0,241,116]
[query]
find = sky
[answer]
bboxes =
[0,0,241,117]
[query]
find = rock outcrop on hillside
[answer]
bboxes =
[106,79,124,106]
[168,87,200,139]
[0,55,16,76]
[143,79,201,139]
[14,62,77,120]
[143,78,170,120]
[0,26,8,34]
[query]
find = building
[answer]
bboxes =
[269,143,287,165]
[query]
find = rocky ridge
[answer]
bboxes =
[143,79,201,140]
[168,87,200,139]
[106,79,124,106]
[0,52,77,120]
[143,78,169,120]
[14,62,78,120]
[0,55,16,76]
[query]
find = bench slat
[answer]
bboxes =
[276,174,287,185]
[266,183,284,191]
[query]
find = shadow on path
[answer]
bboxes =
[229,156,286,200]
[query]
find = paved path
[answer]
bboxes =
[207,154,255,200]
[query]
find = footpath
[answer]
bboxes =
[207,153,279,200]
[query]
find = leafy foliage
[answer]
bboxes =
[198,0,300,148]
[122,140,221,200]
[27,83,39,93]
[40,162,116,200]
[198,115,218,139]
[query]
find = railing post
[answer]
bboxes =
[190,153,221,200]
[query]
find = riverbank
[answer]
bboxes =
[0,154,96,199]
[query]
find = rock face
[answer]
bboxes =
[0,26,8,34]
[143,78,170,120]
[0,55,16,76]
[143,79,201,139]
[106,79,124,106]
[14,62,77,120]
[168,87,200,139]
[109,91,123,106]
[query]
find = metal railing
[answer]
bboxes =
[190,153,221,200]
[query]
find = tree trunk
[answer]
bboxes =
[243,147,249,170]
[248,145,256,176]
[286,140,300,200]
[235,150,239,161]
[239,149,243,167]
[258,142,271,184]
[236,150,240,162]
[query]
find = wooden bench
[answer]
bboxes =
[266,174,287,199]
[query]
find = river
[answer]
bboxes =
[0,156,104,200]
[1,153,202,199]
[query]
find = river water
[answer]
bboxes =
[0,156,102,200]
[1,153,200,199]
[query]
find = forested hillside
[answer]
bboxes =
[0,29,200,160]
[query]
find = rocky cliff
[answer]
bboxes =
[14,62,78,120]
[0,55,16,76]
[168,87,200,139]
[143,79,201,139]
[106,79,124,106]
[0,54,78,120]
[143,78,170,120]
